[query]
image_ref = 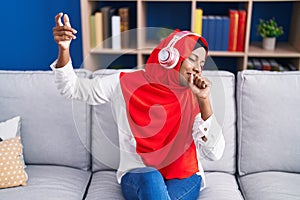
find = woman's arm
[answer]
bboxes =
[189,75,225,161]
[51,13,118,105]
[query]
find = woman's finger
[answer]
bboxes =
[64,14,72,27]
[53,30,76,39]
[55,12,63,27]
[53,26,77,34]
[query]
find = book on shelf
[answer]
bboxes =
[221,16,230,51]
[194,8,203,36]
[101,6,117,48]
[237,10,247,52]
[252,58,262,70]
[287,63,297,71]
[228,9,239,52]
[112,15,121,50]
[119,7,130,49]
[201,16,209,46]
[247,59,254,69]
[269,59,280,71]
[261,59,271,71]
[89,15,96,49]
[214,16,223,51]
[207,16,216,50]
[95,12,103,49]
[101,6,111,48]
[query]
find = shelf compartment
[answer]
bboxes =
[196,1,248,15]
[247,57,300,71]
[195,1,250,52]
[204,56,242,73]
[248,42,300,57]
[250,1,293,43]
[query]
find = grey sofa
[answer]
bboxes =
[0,69,299,200]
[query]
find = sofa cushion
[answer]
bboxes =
[237,70,300,175]
[91,70,237,174]
[199,172,244,200]
[91,69,131,172]
[238,171,300,200]
[92,102,120,171]
[0,70,91,170]
[85,171,243,200]
[85,171,124,200]
[0,165,91,200]
[200,71,236,174]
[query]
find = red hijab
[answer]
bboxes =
[120,30,208,179]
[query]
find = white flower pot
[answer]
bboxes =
[262,37,276,50]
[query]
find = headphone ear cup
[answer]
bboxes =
[158,47,180,69]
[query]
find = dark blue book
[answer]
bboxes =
[202,16,209,46]
[214,16,223,51]
[207,16,216,50]
[253,59,262,70]
[221,16,230,51]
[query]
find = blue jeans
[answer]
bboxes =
[121,167,202,200]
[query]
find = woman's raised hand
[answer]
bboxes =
[53,13,77,50]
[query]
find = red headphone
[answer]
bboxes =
[158,31,201,69]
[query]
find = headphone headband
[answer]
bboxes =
[166,31,200,48]
[158,31,200,69]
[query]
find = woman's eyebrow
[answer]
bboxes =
[190,53,199,59]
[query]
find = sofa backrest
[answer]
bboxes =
[0,70,91,170]
[91,69,237,174]
[237,70,300,176]
[200,71,237,174]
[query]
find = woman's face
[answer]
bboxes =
[179,47,206,86]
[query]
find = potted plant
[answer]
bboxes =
[257,18,284,50]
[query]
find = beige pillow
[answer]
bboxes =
[0,136,27,188]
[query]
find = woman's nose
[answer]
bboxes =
[192,66,200,74]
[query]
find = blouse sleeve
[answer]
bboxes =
[192,113,225,161]
[50,59,119,105]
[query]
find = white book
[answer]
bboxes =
[111,16,121,50]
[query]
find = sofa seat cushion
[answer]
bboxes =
[85,171,243,200]
[199,172,244,200]
[239,171,300,200]
[0,165,91,200]
[85,170,124,200]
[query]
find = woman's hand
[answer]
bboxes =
[53,13,77,50]
[188,74,211,100]
[188,74,213,125]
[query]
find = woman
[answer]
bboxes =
[52,13,225,200]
